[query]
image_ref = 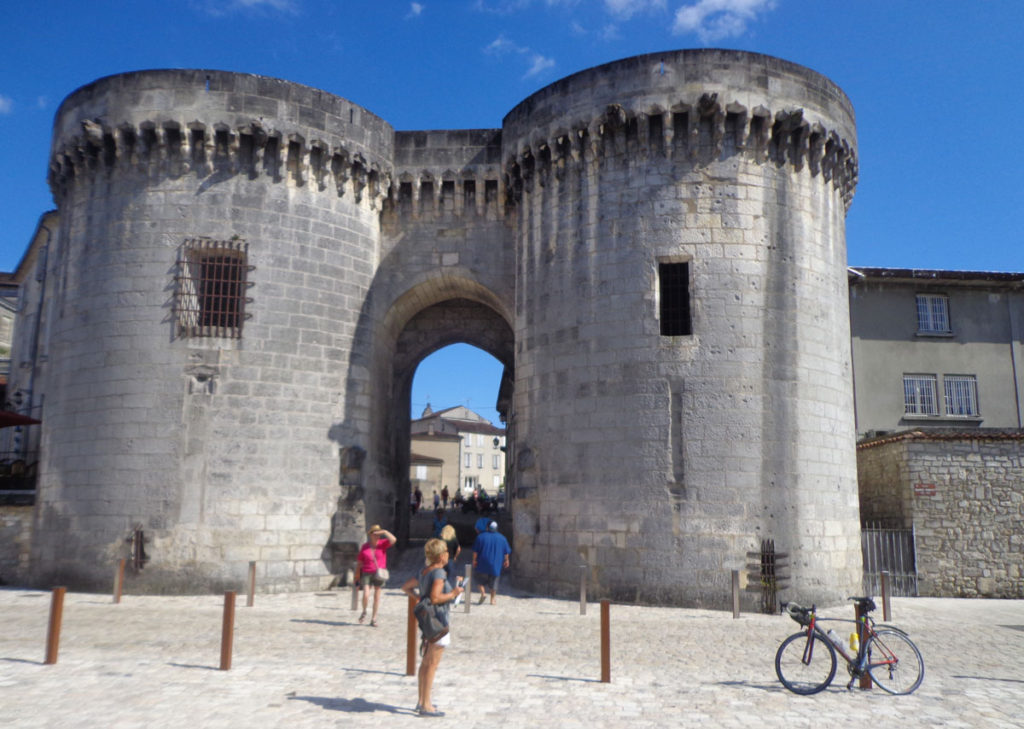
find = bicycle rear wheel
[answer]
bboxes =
[775,631,837,694]
[866,629,924,695]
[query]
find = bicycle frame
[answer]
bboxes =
[815,613,909,683]
[778,599,923,695]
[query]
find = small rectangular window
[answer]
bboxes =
[177,238,250,339]
[944,375,979,416]
[916,294,950,333]
[477,454,483,468]
[415,465,427,480]
[464,453,471,468]
[492,455,500,469]
[659,262,692,336]
[903,374,938,415]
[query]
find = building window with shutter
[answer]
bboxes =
[944,374,979,416]
[915,294,950,334]
[903,374,938,415]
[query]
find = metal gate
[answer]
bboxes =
[861,522,918,597]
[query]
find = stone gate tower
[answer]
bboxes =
[13,49,860,607]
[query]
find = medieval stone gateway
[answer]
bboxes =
[18,49,860,608]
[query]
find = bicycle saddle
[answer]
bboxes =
[848,596,877,612]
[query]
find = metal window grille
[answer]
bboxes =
[176,238,251,339]
[915,294,949,333]
[659,262,692,336]
[903,374,938,415]
[944,374,979,416]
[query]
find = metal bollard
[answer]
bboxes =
[406,595,417,676]
[44,587,66,665]
[220,591,236,671]
[351,561,360,612]
[464,565,472,615]
[247,561,257,607]
[880,570,891,621]
[600,599,611,683]
[113,559,126,604]
[732,570,740,619]
[580,565,587,616]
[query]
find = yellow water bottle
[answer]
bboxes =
[849,631,859,652]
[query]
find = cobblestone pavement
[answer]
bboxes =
[2,556,1023,728]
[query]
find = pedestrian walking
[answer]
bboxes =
[357,524,395,627]
[472,520,511,605]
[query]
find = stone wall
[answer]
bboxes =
[8,50,864,605]
[503,49,861,608]
[857,431,1024,598]
[0,506,32,584]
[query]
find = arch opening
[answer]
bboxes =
[388,298,515,546]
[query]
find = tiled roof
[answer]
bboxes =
[858,428,1024,449]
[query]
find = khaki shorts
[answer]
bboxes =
[360,572,386,587]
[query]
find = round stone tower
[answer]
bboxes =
[37,70,392,591]
[22,50,860,605]
[503,50,861,607]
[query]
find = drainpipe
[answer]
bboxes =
[1008,286,1023,428]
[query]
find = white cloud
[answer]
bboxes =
[194,0,296,17]
[0,95,12,115]
[37,96,48,110]
[484,34,526,55]
[604,0,665,19]
[234,0,295,10]
[484,34,555,79]
[407,2,424,17]
[672,0,775,43]
[525,54,556,77]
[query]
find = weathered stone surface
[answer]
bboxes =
[11,50,860,606]
[858,430,1024,598]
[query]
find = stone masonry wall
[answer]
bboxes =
[857,433,1024,598]
[12,51,865,605]
[0,506,32,584]
[503,50,861,608]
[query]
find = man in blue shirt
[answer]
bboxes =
[472,520,511,605]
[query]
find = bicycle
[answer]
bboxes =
[775,596,924,695]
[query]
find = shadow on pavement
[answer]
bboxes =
[290,618,355,627]
[527,673,601,683]
[952,675,1024,684]
[168,663,219,671]
[288,695,415,714]
[716,680,788,692]
[337,666,409,678]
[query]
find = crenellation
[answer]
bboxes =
[16,52,864,604]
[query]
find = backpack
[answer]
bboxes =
[414,568,450,643]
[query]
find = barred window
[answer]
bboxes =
[176,238,250,339]
[915,294,950,334]
[944,375,979,416]
[659,262,692,336]
[903,374,938,415]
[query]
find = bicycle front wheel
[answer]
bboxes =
[866,629,924,695]
[775,631,837,694]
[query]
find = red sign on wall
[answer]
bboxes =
[914,483,936,496]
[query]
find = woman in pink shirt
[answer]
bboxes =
[357,524,395,627]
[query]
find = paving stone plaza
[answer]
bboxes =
[2,547,1022,728]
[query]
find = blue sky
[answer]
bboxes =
[2,0,1022,426]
